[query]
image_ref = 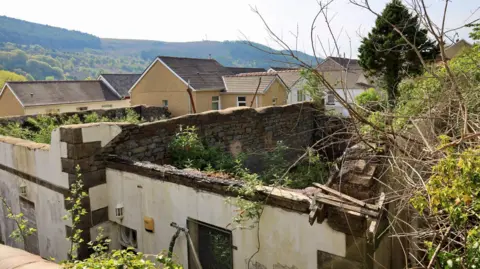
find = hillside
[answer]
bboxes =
[0,16,319,80]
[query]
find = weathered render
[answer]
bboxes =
[0,102,389,268]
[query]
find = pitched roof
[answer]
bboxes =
[270,66,300,71]
[320,70,372,89]
[226,67,266,74]
[100,74,141,98]
[4,80,120,107]
[158,56,233,90]
[327,57,361,69]
[223,74,281,93]
[272,70,302,89]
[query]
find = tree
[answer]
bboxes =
[358,0,437,108]
[0,70,27,87]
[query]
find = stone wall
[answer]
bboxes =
[103,103,324,168]
[0,105,171,126]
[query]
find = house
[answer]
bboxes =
[265,69,312,104]
[317,57,372,117]
[0,103,390,268]
[222,72,289,108]
[98,73,141,100]
[129,56,289,116]
[0,80,130,117]
[440,39,473,61]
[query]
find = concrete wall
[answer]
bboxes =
[0,86,25,117]
[0,134,70,260]
[106,167,347,268]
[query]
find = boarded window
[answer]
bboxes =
[187,218,233,269]
[19,197,39,255]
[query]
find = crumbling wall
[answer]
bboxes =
[103,103,322,167]
[0,105,171,126]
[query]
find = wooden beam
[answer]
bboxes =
[315,195,379,218]
[313,183,379,211]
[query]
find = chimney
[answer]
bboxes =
[209,54,212,59]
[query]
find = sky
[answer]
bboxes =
[1,0,478,58]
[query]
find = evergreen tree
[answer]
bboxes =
[358,0,437,108]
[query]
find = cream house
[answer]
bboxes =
[128,56,289,117]
[0,80,130,117]
[317,57,373,117]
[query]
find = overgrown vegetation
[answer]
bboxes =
[0,108,142,144]
[59,165,183,268]
[0,196,37,244]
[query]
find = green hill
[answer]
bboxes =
[0,16,319,81]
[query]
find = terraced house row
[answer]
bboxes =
[0,55,378,117]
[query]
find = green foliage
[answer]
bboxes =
[358,0,437,107]
[63,165,89,260]
[62,248,182,269]
[0,16,101,50]
[411,146,480,268]
[0,69,26,87]
[300,68,324,104]
[1,196,37,243]
[395,39,480,129]
[285,149,330,189]
[169,126,238,172]
[0,109,142,144]
[355,88,384,113]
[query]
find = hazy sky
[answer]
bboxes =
[1,0,478,58]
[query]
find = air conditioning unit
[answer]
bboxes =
[115,203,124,220]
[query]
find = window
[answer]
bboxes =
[119,225,137,249]
[102,104,113,108]
[76,107,88,111]
[212,96,220,110]
[162,100,168,107]
[272,97,278,106]
[187,218,233,269]
[297,90,306,102]
[326,93,335,105]
[237,96,247,107]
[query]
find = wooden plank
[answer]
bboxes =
[315,196,379,218]
[313,183,379,211]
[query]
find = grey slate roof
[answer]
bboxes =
[226,67,266,74]
[100,74,141,98]
[158,56,233,90]
[327,57,361,70]
[223,74,280,93]
[6,80,120,107]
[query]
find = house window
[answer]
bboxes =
[326,93,335,105]
[76,107,88,111]
[297,90,306,102]
[119,225,137,249]
[187,218,233,269]
[162,100,168,107]
[237,96,247,107]
[212,96,220,110]
[102,104,113,108]
[272,97,278,106]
